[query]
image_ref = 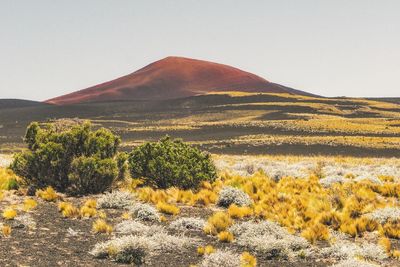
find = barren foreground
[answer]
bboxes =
[1,155,400,266]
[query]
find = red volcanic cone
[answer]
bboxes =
[46,56,310,105]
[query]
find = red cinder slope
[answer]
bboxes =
[46,56,311,105]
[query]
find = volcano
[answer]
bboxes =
[46,56,312,105]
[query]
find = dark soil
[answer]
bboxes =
[0,195,331,267]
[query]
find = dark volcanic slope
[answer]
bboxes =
[46,56,312,105]
[0,99,50,110]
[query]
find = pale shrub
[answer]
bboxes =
[319,175,349,188]
[320,240,387,261]
[330,258,379,267]
[366,207,400,224]
[354,175,382,185]
[200,250,241,267]
[217,186,252,208]
[13,214,36,229]
[115,220,164,235]
[229,221,309,258]
[97,191,134,209]
[91,232,197,263]
[90,235,150,264]
[169,217,206,231]
[130,203,160,222]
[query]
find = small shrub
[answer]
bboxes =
[367,207,400,224]
[217,186,252,208]
[14,214,36,229]
[115,220,164,235]
[97,191,134,209]
[92,219,113,234]
[91,235,149,264]
[230,221,309,259]
[330,258,379,267]
[156,202,180,215]
[130,203,160,222]
[128,136,216,189]
[91,232,197,263]
[200,250,241,267]
[169,217,206,231]
[10,121,120,194]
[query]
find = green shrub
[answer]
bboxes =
[116,152,129,180]
[69,156,118,195]
[10,121,121,194]
[128,136,216,189]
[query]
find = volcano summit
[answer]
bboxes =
[46,56,311,105]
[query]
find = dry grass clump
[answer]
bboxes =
[97,191,134,209]
[301,223,330,244]
[197,245,215,256]
[204,212,233,235]
[1,224,11,237]
[240,252,257,267]
[199,250,241,267]
[217,231,234,243]
[169,217,206,232]
[217,186,252,208]
[36,186,59,202]
[80,206,97,218]
[2,208,17,220]
[92,219,113,234]
[129,203,160,222]
[23,198,38,212]
[0,167,19,190]
[228,204,253,219]
[156,201,180,215]
[58,202,80,218]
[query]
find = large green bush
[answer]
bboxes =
[10,121,121,194]
[128,136,216,189]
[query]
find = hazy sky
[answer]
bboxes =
[1,0,399,101]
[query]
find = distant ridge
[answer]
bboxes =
[0,99,49,109]
[46,56,313,105]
